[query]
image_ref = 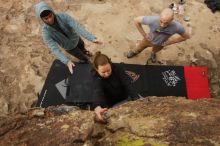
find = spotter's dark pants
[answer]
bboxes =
[66,38,89,62]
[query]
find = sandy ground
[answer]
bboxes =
[0,0,219,113]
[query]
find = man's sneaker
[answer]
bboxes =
[84,50,93,57]
[127,51,137,58]
[150,53,157,63]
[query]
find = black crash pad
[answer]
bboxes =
[36,60,186,108]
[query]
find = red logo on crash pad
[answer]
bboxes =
[125,70,140,83]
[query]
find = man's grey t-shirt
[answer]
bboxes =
[142,16,185,46]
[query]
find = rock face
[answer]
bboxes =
[0,0,220,113]
[1,97,220,146]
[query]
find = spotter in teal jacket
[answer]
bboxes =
[35,1,97,64]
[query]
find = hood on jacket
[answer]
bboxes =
[35,1,54,20]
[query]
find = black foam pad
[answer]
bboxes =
[36,60,186,108]
[66,64,107,104]
[36,60,70,108]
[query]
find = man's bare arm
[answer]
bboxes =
[134,16,148,39]
[163,32,190,46]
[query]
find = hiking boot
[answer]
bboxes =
[127,51,137,58]
[83,50,93,57]
[150,53,157,63]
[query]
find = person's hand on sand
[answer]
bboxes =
[162,41,168,47]
[144,34,151,41]
[94,106,108,123]
[94,39,104,45]
[162,40,172,47]
[67,61,75,74]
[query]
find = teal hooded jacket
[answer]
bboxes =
[35,2,97,65]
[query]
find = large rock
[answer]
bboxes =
[1,97,220,146]
[0,0,220,114]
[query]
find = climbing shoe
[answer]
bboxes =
[127,51,137,58]
[150,53,157,63]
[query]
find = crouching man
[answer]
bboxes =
[127,8,190,63]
